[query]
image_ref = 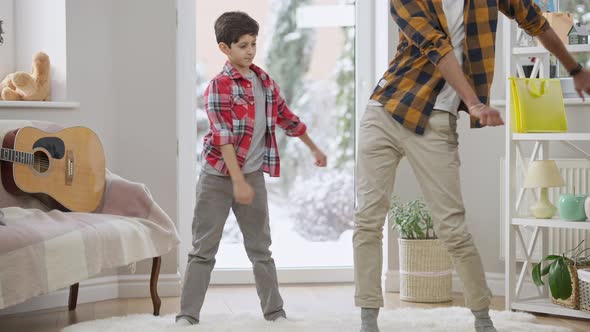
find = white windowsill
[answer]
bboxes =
[0,101,80,109]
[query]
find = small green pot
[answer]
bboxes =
[558,194,588,221]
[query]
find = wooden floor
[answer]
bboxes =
[0,284,588,331]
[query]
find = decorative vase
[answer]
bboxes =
[584,196,590,223]
[558,194,588,221]
[530,187,557,219]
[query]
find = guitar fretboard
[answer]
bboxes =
[0,148,34,166]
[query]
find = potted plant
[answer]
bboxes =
[533,241,590,309]
[388,197,452,302]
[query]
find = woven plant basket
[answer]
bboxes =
[551,264,590,309]
[579,269,590,313]
[399,238,452,303]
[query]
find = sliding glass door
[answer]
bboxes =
[195,0,367,273]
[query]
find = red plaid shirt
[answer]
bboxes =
[202,61,307,177]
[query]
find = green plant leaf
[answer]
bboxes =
[532,260,554,287]
[532,262,544,286]
[414,224,425,238]
[548,258,573,300]
[532,255,566,287]
[388,197,433,239]
[531,255,563,286]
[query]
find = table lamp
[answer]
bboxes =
[523,160,565,218]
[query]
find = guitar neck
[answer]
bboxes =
[0,148,34,166]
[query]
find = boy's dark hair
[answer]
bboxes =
[214,11,259,46]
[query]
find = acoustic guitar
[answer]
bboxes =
[1,126,106,212]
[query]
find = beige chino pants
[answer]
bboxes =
[353,105,492,311]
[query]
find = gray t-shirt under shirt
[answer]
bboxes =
[203,71,266,176]
[369,0,464,116]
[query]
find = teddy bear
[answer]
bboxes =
[0,52,50,101]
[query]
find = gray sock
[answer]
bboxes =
[360,308,380,332]
[472,308,497,332]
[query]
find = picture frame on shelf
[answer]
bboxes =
[517,28,537,47]
[568,23,590,45]
[540,12,574,46]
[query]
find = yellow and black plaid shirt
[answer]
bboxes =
[371,0,550,135]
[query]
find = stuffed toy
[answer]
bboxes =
[0,52,50,101]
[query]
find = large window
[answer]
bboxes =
[523,1,590,78]
[558,0,590,77]
[196,0,357,269]
[0,0,67,102]
[513,1,590,98]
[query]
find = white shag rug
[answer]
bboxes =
[60,307,573,332]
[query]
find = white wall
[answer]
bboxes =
[15,0,67,100]
[0,0,179,278]
[110,0,178,276]
[0,1,180,314]
[65,0,115,169]
[0,0,116,166]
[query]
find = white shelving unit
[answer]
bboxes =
[503,16,590,320]
[512,133,590,141]
[513,44,590,55]
[513,218,590,230]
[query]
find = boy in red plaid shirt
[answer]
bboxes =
[176,11,327,326]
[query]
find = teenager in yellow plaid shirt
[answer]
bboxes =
[354,1,590,332]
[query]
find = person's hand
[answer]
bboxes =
[469,104,504,127]
[312,149,327,167]
[233,179,254,205]
[573,68,590,100]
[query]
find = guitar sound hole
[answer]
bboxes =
[33,151,50,173]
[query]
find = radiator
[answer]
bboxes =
[501,158,590,262]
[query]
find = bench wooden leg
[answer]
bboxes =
[150,256,162,316]
[68,258,161,315]
[68,283,79,311]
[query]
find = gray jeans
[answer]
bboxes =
[176,170,285,323]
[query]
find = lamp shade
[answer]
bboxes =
[523,160,565,188]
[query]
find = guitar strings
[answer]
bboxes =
[9,156,96,170]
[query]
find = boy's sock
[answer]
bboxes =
[175,317,195,326]
[472,308,497,332]
[265,309,287,322]
[360,307,380,332]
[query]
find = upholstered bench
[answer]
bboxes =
[0,120,180,315]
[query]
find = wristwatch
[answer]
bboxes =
[569,63,583,77]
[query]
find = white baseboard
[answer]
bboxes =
[385,270,505,295]
[0,273,181,316]
[385,270,541,298]
[0,268,353,315]
[211,267,355,284]
[4,269,542,315]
